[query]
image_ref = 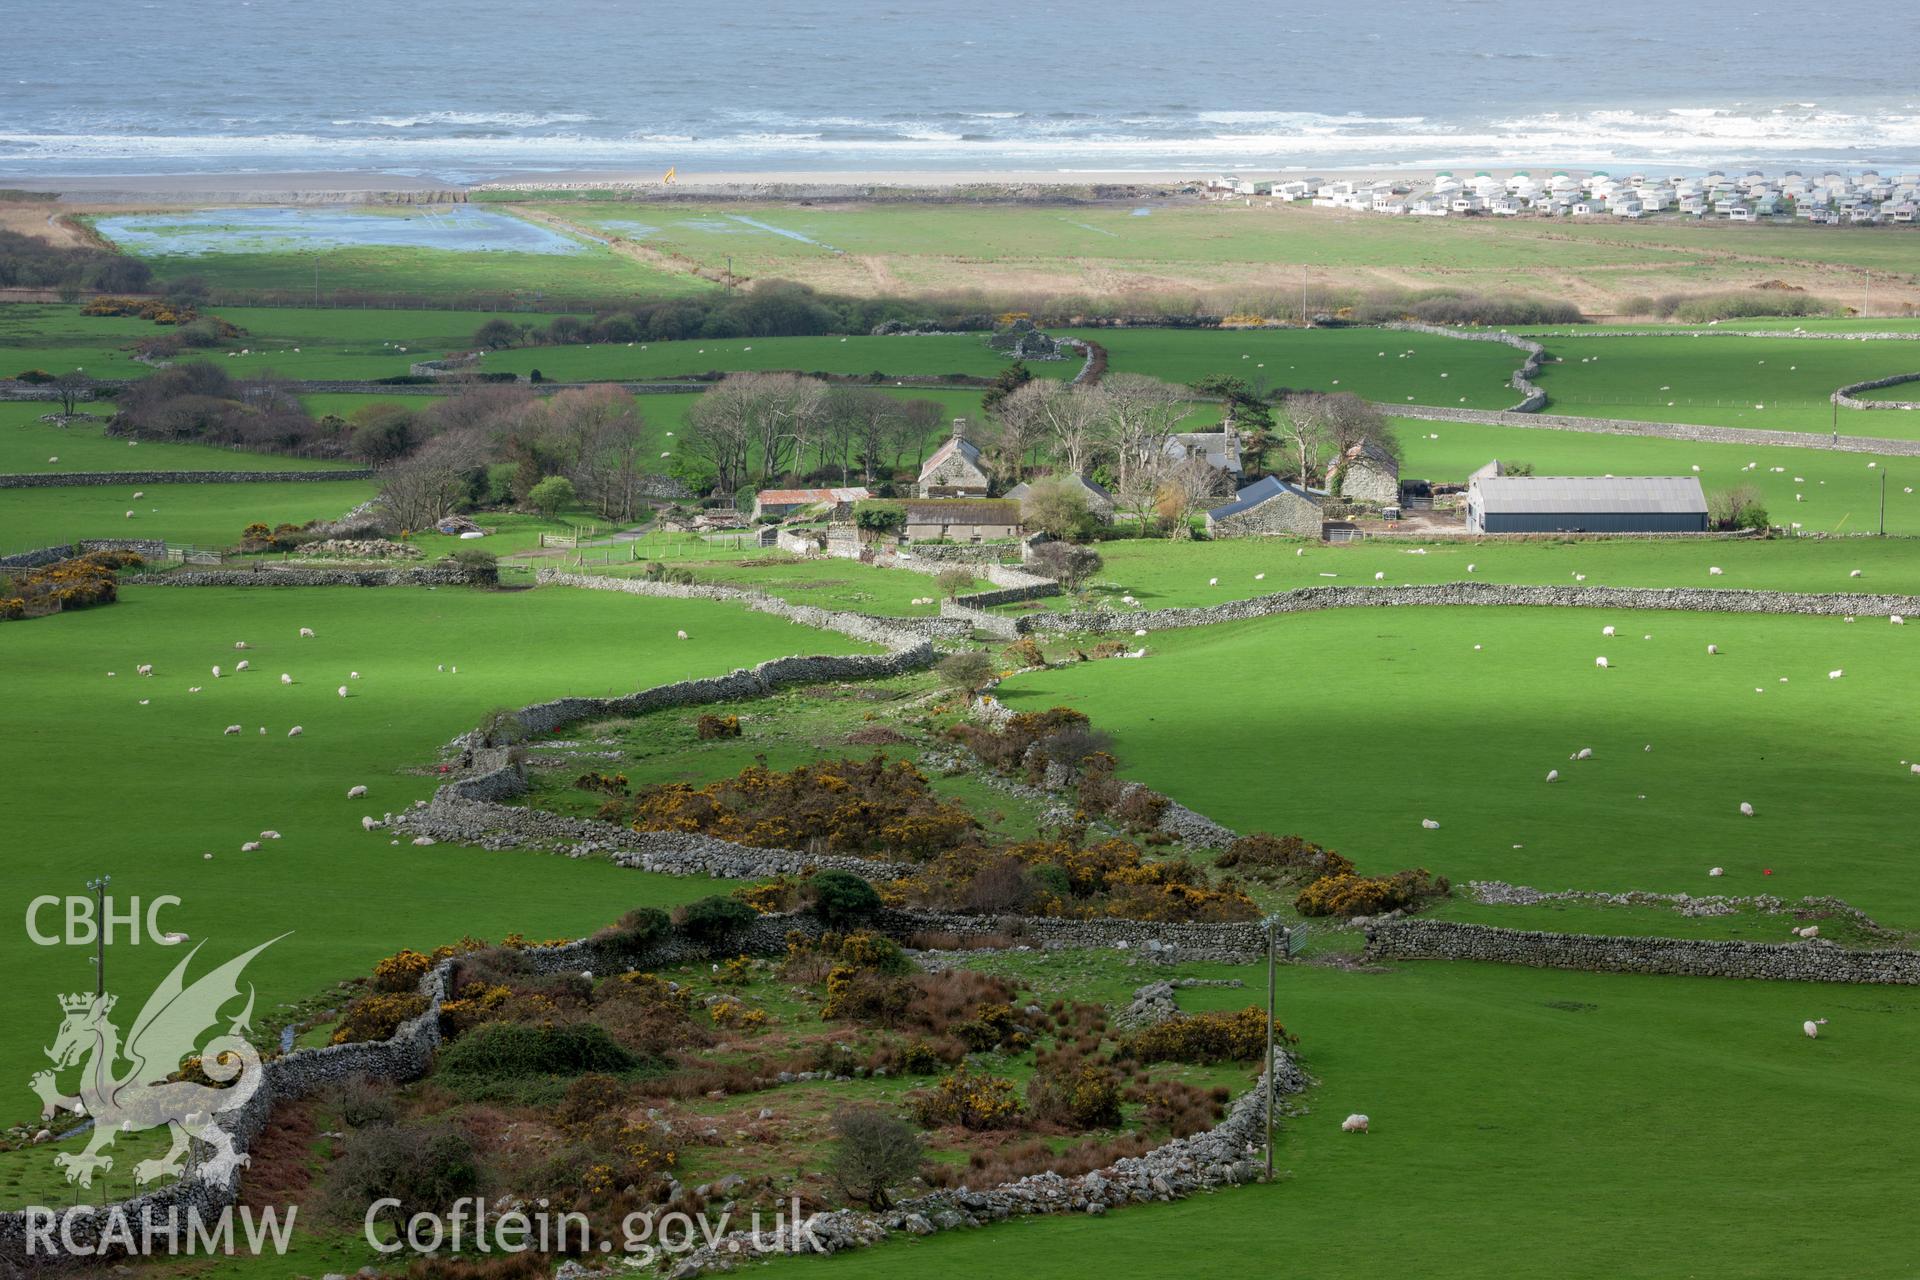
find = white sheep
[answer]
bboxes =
[1255,572,1265,581]
[287,726,303,737]
[223,724,241,736]
[1707,644,1718,654]
[1850,570,1862,578]
[1892,615,1904,626]
[1208,577,1218,586]
[137,663,153,676]
[677,630,688,639]
[240,841,260,852]
[158,931,189,945]
[1546,769,1559,782]
[349,671,360,679]
[360,815,379,831]
[1575,747,1593,760]
[1466,563,1476,572]
[132,491,144,500]
[450,666,457,674]
[1803,1019,1826,1039]
[137,699,149,706]
[1341,1114,1370,1133]
[188,686,201,693]
[1421,818,1440,829]
[260,830,280,840]
[124,510,134,519]
[1709,867,1724,876]
[1595,656,1609,669]
[337,685,349,698]
[234,641,248,650]
[1795,925,1820,939]
[1739,801,1754,816]
[280,673,292,685]
[1829,669,1844,680]
[1709,566,1724,576]
[437,663,444,672]
[299,627,315,638]
[411,836,436,846]
[1374,572,1385,580]
[1601,626,1614,637]
[1134,628,1148,637]
[347,785,368,799]
[211,665,222,678]
[235,659,249,672]
[1125,647,1147,659]
[1575,574,1586,582]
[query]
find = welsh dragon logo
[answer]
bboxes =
[30,936,284,1188]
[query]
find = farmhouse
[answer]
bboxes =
[751,486,871,520]
[1205,475,1325,538]
[1164,427,1244,480]
[902,498,1022,544]
[1003,473,1116,522]
[1465,475,1710,534]
[917,420,994,498]
[1326,439,1401,505]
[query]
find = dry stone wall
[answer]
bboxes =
[1366,919,1920,984]
[1382,322,1547,410]
[1833,372,1920,410]
[140,564,487,587]
[0,469,370,489]
[1010,580,1920,635]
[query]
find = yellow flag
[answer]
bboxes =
[663,166,676,184]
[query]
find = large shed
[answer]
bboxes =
[1465,475,1709,534]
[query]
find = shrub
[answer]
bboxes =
[827,1105,923,1209]
[934,567,977,600]
[437,1020,639,1077]
[935,651,995,694]
[1709,484,1770,531]
[676,895,759,945]
[527,474,576,518]
[1294,868,1449,917]
[320,1076,398,1129]
[476,707,529,747]
[1000,636,1045,668]
[1026,1060,1124,1130]
[1214,832,1354,884]
[809,871,882,925]
[695,712,741,740]
[953,1002,1020,1052]
[370,949,432,993]
[325,1121,481,1227]
[1128,1007,1284,1064]
[823,966,912,1023]
[909,1065,1024,1130]
[573,770,629,795]
[595,906,670,960]
[330,992,429,1045]
[1029,540,1104,590]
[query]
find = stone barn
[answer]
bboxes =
[1205,476,1325,537]
[1327,439,1401,505]
[903,498,1022,544]
[917,420,994,498]
[1465,475,1709,534]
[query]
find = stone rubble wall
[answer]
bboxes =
[1832,372,1920,410]
[1388,401,1920,456]
[1382,322,1547,411]
[1365,919,1920,984]
[0,963,449,1270]
[1008,580,1920,635]
[137,564,487,588]
[0,545,71,569]
[0,469,372,489]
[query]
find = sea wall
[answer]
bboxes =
[0,469,371,489]
[1365,919,1920,984]
[1009,580,1920,635]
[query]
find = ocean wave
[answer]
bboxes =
[329,111,594,129]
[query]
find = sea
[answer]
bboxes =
[3,0,1916,181]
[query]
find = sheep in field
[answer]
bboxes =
[1804,1019,1826,1039]
[1795,925,1820,939]
[287,726,303,737]
[1709,867,1724,877]
[1575,748,1593,760]
[360,816,379,831]
[337,686,349,698]
[1707,644,1718,654]
[1595,656,1609,669]
[188,686,201,693]
[1601,626,1615,637]
[280,673,292,685]
[211,665,222,679]
[223,725,241,736]
[260,830,280,840]
[1739,802,1755,816]
[235,660,249,671]
[677,630,688,639]
[234,642,248,650]
[299,627,315,638]
[347,785,368,799]
[1829,669,1844,680]
[1421,818,1440,829]
[240,842,260,853]
[1342,1114,1370,1133]
[136,664,153,677]
[1892,615,1905,626]
[1709,566,1724,576]
[1546,770,1560,782]
[349,671,360,679]
[411,836,436,847]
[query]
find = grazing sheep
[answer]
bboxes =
[260,830,280,840]
[1575,748,1593,760]
[676,630,688,639]
[360,816,379,831]
[1601,626,1615,637]
[437,663,444,672]
[1466,563,1476,572]
[1850,570,1863,578]
[1255,572,1265,581]
[1709,867,1724,876]
[1803,1019,1826,1039]
[1739,802,1755,816]
[158,931,188,945]
[188,686,201,693]
[1796,925,1820,939]
[450,666,457,674]
[132,491,144,500]
[124,511,133,519]
[1125,647,1147,659]
[137,663,153,676]
[211,665,222,678]
[1892,615,1905,626]
[1341,1114,1370,1134]
[1594,656,1609,668]
[1421,818,1440,829]
[235,660,249,672]
[287,726,303,737]
[337,686,349,698]
[1374,572,1385,580]
[298,627,315,638]
[1575,574,1586,582]
[137,699,149,706]
[1829,669,1844,680]
[280,673,291,685]
[349,671,360,679]
[223,724,241,736]
[411,836,436,847]
[1134,628,1148,637]
[1546,769,1559,782]
[1208,577,1219,586]
[1709,566,1724,576]
[107,672,115,677]
[348,785,368,799]
[240,842,260,853]
[1844,616,1856,624]
[1707,644,1718,654]
[234,641,248,650]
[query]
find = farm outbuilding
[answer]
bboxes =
[1465,475,1709,534]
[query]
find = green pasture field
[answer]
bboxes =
[0,584,874,1092]
[1535,333,1920,437]
[780,951,1920,1280]
[1541,217,1920,278]
[1045,534,1920,610]
[995,607,1920,926]
[0,402,358,474]
[0,304,162,381]
[480,332,1069,383]
[1067,325,1525,406]
[1392,415,1920,533]
[0,476,379,551]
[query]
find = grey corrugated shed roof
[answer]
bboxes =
[1472,475,1707,515]
[1207,475,1322,521]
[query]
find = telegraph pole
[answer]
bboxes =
[86,874,110,997]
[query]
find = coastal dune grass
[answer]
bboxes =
[0,584,870,1089]
[994,606,1920,927]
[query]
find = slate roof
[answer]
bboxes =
[918,434,988,480]
[1207,475,1323,521]
[1471,475,1707,515]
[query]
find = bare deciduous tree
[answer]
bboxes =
[375,429,487,532]
[1154,453,1229,539]
[546,384,651,522]
[1093,374,1196,490]
[994,379,1102,478]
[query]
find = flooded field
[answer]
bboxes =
[93,205,587,256]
